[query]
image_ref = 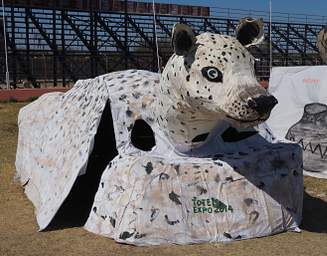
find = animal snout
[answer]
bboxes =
[247,95,278,115]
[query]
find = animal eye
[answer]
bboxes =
[201,67,223,83]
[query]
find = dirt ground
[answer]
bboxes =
[0,102,326,256]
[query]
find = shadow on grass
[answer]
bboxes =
[45,101,118,231]
[301,191,327,233]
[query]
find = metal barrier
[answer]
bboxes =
[0,5,325,88]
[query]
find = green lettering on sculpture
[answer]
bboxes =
[192,197,233,214]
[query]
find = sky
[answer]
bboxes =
[146,0,327,17]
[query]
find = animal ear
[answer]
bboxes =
[172,23,196,56]
[236,17,264,47]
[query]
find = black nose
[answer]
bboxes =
[247,95,278,115]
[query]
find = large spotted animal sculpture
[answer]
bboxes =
[317,25,327,64]
[16,19,303,245]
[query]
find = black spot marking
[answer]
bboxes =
[134,233,146,239]
[225,176,233,182]
[127,123,134,132]
[164,215,180,225]
[93,207,97,213]
[150,208,160,222]
[159,173,170,180]
[119,231,135,240]
[109,217,116,227]
[174,164,180,175]
[126,109,133,117]
[169,191,182,205]
[244,198,255,206]
[144,162,153,174]
[196,185,207,195]
[223,232,232,239]
[132,92,142,99]
[249,210,259,223]
[214,161,223,167]
[22,179,30,187]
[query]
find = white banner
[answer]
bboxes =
[267,66,327,178]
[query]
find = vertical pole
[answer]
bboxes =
[25,7,30,85]
[304,24,307,65]
[1,0,9,89]
[286,23,289,66]
[94,11,98,75]
[204,18,207,32]
[61,10,65,87]
[90,11,94,77]
[152,0,160,73]
[10,6,16,88]
[152,12,156,72]
[52,9,57,87]
[269,0,273,72]
[124,0,128,69]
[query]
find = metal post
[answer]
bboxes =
[269,0,273,72]
[25,7,30,85]
[10,6,16,88]
[1,0,9,89]
[124,0,128,69]
[90,11,95,77]
[61,10,65,87]
[53,9,57,87]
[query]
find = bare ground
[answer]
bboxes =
[0,102,326,256]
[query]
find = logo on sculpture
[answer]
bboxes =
[192,197,234,214]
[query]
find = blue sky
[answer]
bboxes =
[147,0,327,17]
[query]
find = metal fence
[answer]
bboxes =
[0,4,325,88]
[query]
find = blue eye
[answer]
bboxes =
[201,67,223,83]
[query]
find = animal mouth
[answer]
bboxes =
[226,114,268,123]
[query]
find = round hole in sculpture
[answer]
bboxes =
[131,119,156,151]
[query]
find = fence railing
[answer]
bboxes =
[0,4,325,88]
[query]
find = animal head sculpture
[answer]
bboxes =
[156,19,278,147]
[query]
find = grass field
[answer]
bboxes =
[0,102,326,256]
